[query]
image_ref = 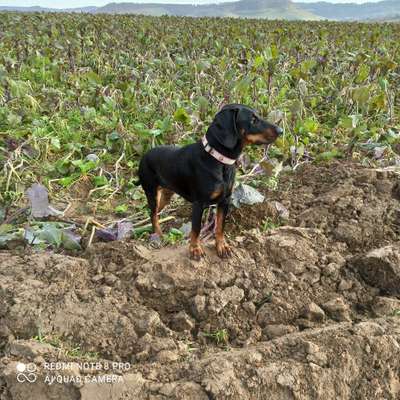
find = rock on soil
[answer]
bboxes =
[1,162,400,399]
[302,302,326,322]
[321,297,351,322]
[351,244,400,295]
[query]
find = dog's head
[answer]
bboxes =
[206,104,282,154]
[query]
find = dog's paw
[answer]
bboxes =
[216,241,232,258]
[189,244,205,261]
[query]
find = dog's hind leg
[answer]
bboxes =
[139,158,165,238]
[189,201,205,260]
[143,185,162,237]
[215,197,232,258]
[158,188,174,212]
[144,187,174,238]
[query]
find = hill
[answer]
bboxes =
[0,0,399,21]
[0,0,319,20]
[297,0,400,21]
[94,0,319,19]
[0,5,97,12]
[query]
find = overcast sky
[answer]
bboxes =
[0,0,384,9]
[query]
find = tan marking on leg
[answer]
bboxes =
[158,188,174,211]
[152,186,162,236]
[215,207,224,243]
[210,188,223,200]
[189,230,205,260]
[215,207,232,258]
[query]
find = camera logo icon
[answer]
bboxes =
[16,363,37,383]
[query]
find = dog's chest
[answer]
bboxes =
[206,166,235,202]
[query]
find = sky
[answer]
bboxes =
[0,0,384,8]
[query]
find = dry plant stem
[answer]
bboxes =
[116,207,177,227]
[87,225,96,248]
[82,217,107,236]
[5,160,24,191]
[114,151,125,189]
[89,219,107,229]
[62,202,72,216]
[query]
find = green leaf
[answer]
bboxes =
[300,59,316,74]
[51,137,61,150]
[378,78,389,91]
[149,128,162,137]
[270,44,279,59]
[0,230,24,249]
[84,71,102,85]
[352,86,370,106]
[59,175,77,187]
[316,150,343,162]
[340,115,360,129]
[264,45,278,60]
[39,225,63,248]
[7,113,22,127]
[0,207,5,223]
[115,204,128,214]
[253,55,265,68]
[93,175,108,187]
[71,160,96,174]
[55,159,70,175]
[0,224,14,235]
[235,76,252,96]
[174,108,191,125]
[303,118,319,133]
[169,228,183,236]
[108,131,121,141]
[197,96,209,114]
[197,60,211,71]
[355,64,370,84]
[61,231,81,250]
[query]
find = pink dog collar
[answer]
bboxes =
[202,135,236,165]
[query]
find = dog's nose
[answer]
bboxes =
[276,127,283,136]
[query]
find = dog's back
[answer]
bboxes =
[138,144,200,201]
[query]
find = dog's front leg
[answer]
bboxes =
[215,198,232,258]
[189,201,205,260]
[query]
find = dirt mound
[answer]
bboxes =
[1,163,400,399]
[232,162,400,251]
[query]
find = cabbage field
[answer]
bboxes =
[0,13,399,222]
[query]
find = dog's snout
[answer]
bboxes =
[275,126,283,136]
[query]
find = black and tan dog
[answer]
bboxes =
[138,104,283,260]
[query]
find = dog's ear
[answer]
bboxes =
[207,107,239,149]
[236,107,254,130]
